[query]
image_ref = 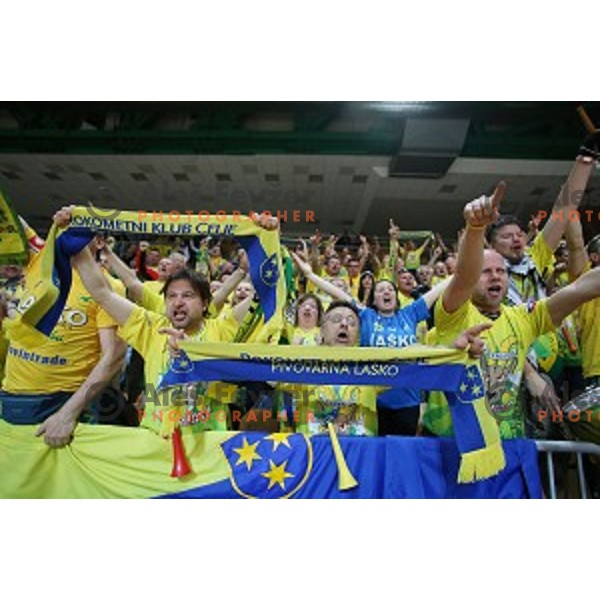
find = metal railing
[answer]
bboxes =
[535,440,600,499]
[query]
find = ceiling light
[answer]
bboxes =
[367,102,429,112]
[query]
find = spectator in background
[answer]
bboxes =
[357,271,375,306]
[487,155,595,306]
[286,293,323,346]
[415,265,434,296]
[0,264,24,316]
[403,236,432,273]
[293,251,449,436]
[396,268,418,307]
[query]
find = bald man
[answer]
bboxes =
[424,183,600,439]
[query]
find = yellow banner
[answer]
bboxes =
[0,189,29,265]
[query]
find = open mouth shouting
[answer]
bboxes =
[487,284,504,300]
[335,329,351,345]
[171,309,189,326]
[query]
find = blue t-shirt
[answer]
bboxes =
[357,297,430,409]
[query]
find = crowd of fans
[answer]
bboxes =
[1,136,600,496]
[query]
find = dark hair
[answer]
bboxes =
[486,215,525,244]
[358,271,375,306]
[588,234,600,256]
[162,269,212,312]
[324,300,360,320]
[294,293,324,327]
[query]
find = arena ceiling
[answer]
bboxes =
[1,101,599,240]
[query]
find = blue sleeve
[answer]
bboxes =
[351,298,367,316]
[401,297,430,324]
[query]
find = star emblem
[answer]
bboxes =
[459,383,468,394]
[260,254,279,287]
[261,459,294,491]
[265,432,293,452]
[233,437,262,471]
[471,385,482,397]
[170,351,194,373]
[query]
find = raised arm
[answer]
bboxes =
[232,293,256,324]
[50,206,136,326]
[422,277,453,309]
[72,246,135,326]
[385,220,400,276]
[309,229,323,274]
[541,156,595,250]
[427,245,444,269]
[292,252,356,306]
[357,235,371,274]
[211,249,249,311]
[442,182,506,314]
[100,243,144,303]
[435,232,448,255]
[418,235,432,255]
[547,266,600,326]
[564,218,588,280]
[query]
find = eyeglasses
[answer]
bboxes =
[325,314,359,327]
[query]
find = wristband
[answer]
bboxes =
[466,223,487,231]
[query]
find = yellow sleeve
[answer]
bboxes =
[528,233,555,277]
[305,279,317,295]
[141,284,166,314]
[432,291,479,345]
[118,305,169,356]
[508,299,555,348]
[206,300,222,319]
[207,311,239,342]
[415,244,427,259]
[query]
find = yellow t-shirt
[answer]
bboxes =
[284,324,321,346]
[276,383,382,436]
[423,293,555,439]
[142,280,165,296]
[405,245,427,271]
[209,256,226,275]
[578,264,600,379]
[347,276,360,299]
[3,269,119,394]
[118,306,239,433]
[141,284,166,314]
[399,294,414,308]
[305,280,334,310]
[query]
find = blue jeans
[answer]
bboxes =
[0,391,95,425]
